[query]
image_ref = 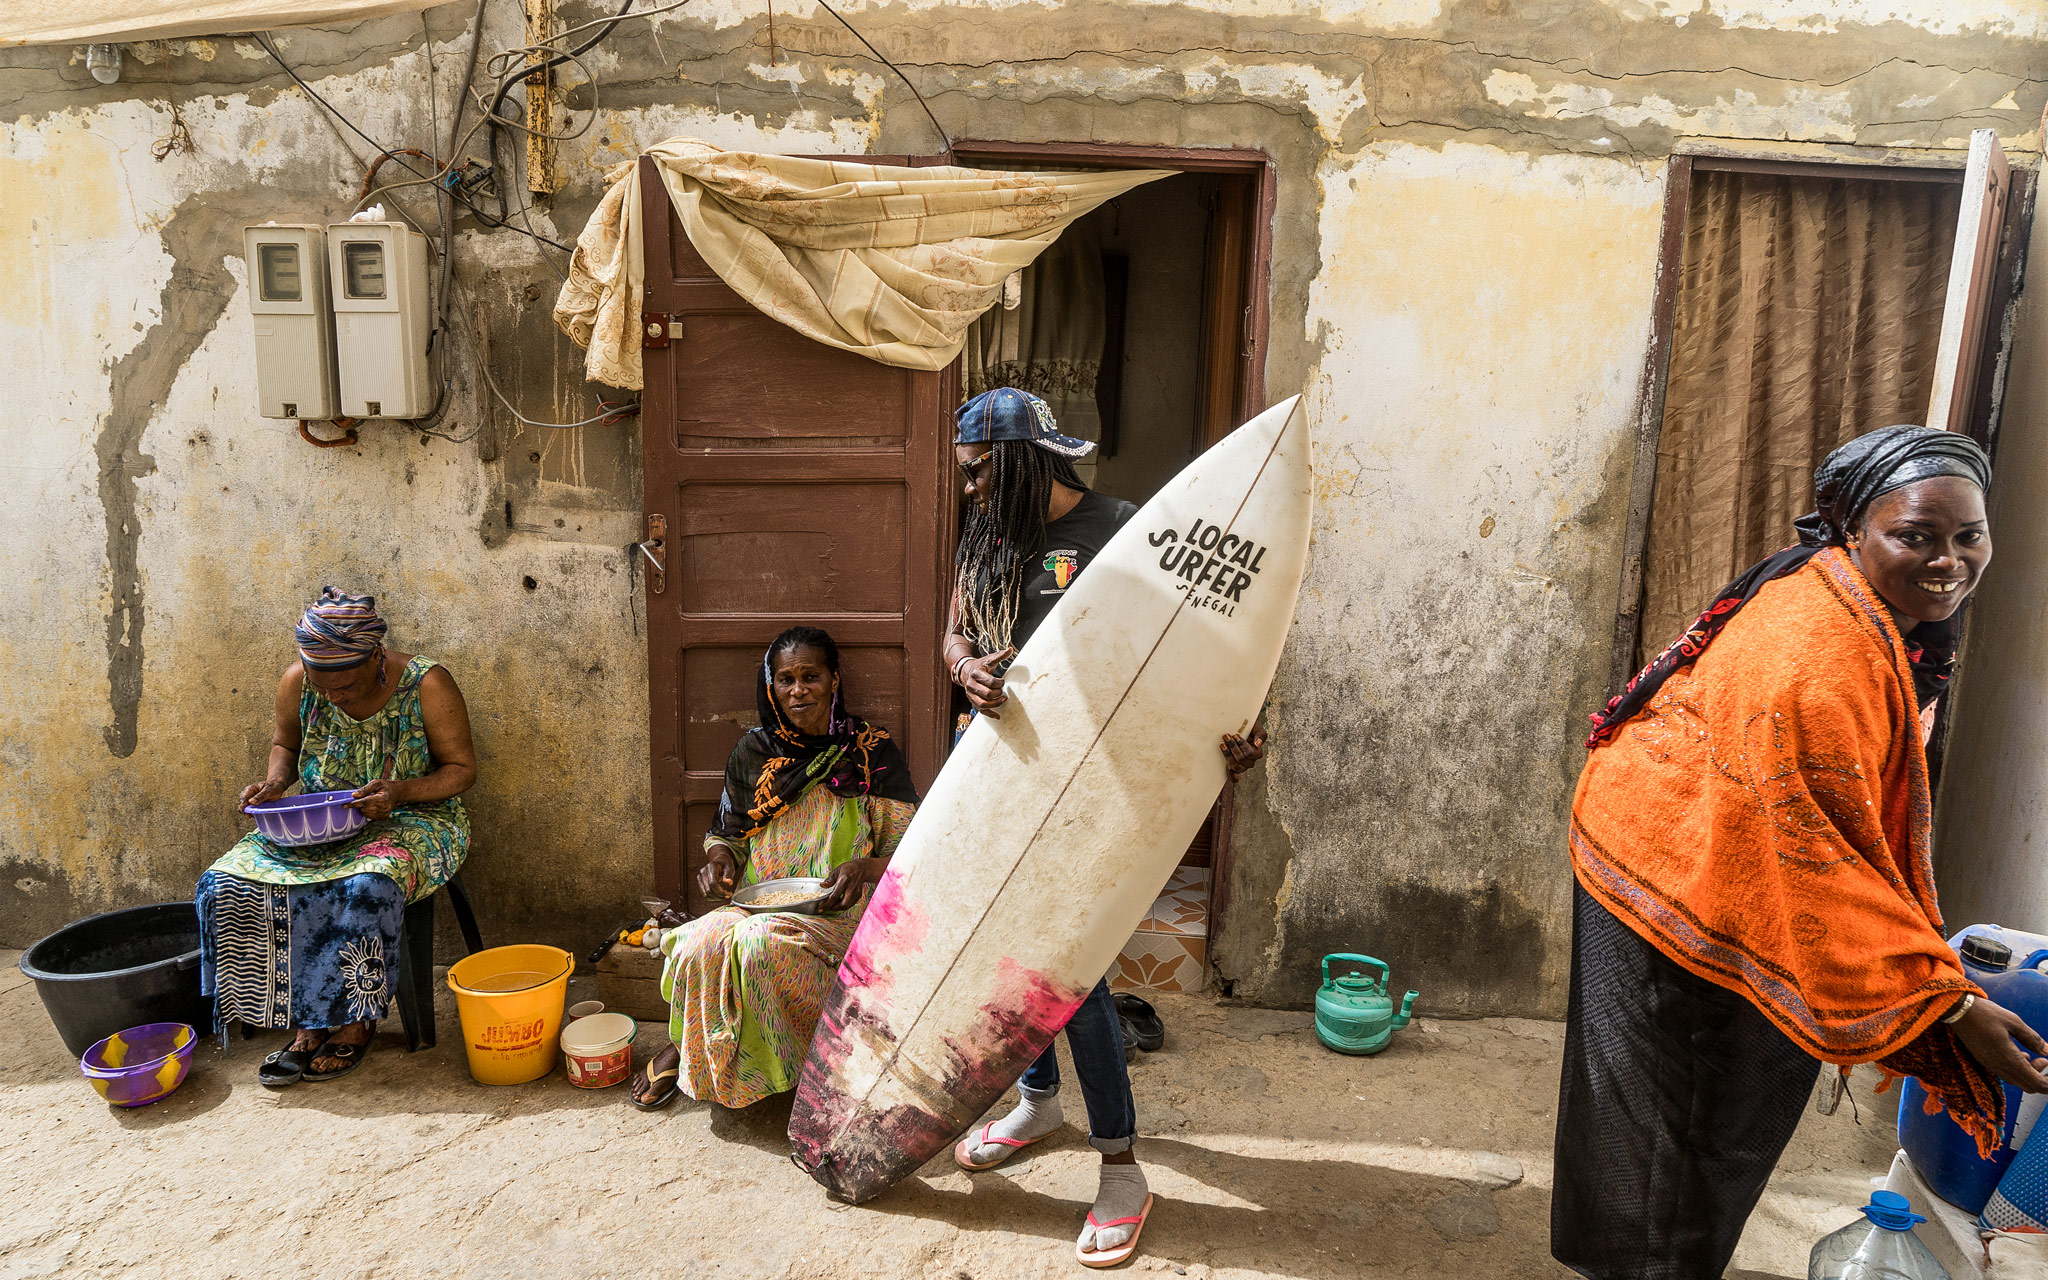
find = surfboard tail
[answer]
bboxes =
[790,979,1087,1202]
[789,887,1093,1202]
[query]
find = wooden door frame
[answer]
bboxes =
[1604,149,2032,696]
[637,154,954,910]
[948,139,1278,962]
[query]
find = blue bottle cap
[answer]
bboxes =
[1862,1190,1928,1231]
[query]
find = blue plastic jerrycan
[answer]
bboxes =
[1314,954,1417,1055]
[1898,923,2048,1214]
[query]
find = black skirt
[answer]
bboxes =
[1552,882,1823,1280]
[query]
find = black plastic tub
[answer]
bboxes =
[19,902,212,1057]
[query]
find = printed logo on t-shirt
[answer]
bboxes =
[1042,549,1079,592]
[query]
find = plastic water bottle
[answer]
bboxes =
[1808,1191,1952,1280]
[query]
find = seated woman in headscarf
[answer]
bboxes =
[1553,426,2048,1280]
[630,626,919,1111]
[196,587,477,1086]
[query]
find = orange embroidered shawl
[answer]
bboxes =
[1571,548,2000,1152]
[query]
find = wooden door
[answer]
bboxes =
[637,156,955,914]
[1927,129,2013,434]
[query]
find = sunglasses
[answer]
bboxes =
[958,454,992,485]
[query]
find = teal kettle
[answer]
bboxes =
[1314,953,1418,1055]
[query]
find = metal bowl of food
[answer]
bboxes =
[730,877,834,916]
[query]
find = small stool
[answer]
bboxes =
[393,870,484,1052]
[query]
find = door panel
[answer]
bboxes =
[1927,128,2012,434]
[639,155,953,915]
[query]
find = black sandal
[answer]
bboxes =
[301,1038,368,1083]
[258,1034,327,1088]
[1115,993,1165,1052]
[631,1061,681,1111]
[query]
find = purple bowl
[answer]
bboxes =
[80,1021,196,1107]
[244,789,367,847]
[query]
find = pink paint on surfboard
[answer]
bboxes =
[786,396,1312,1206]
[790,954,1087,1200]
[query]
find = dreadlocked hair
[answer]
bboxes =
[954,440,1089,654]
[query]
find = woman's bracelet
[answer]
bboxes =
[1942,992,1976,1024]
[950,653,974,685]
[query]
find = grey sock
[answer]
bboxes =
[1081,1161,1151,1252]
[963,1088,1063,1164]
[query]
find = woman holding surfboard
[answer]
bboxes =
[942,388,1266,1266]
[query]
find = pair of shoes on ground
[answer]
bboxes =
[952,1095,1157,1269]
[258,1028,371,1088]
[1117,993,1164,1055]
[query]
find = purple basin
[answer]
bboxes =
[245,789,366,847]
[80,1021,196,1107]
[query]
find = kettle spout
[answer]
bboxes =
[1392,990,1419,1030]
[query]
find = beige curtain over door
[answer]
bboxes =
[1639,170,1961,656]
[555,139,1167,388]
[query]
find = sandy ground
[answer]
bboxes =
[2,955,1902,1280]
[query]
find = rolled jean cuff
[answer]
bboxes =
[1018,1079,1059,1101]
[1089,1133,1135,1155]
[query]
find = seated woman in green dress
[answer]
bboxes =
[631,626,919,1111]
[196,587,477,1086]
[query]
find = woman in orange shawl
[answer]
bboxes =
[1553,425,2048,1280]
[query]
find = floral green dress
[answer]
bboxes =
[660,784,914,1108]
[196,656,469,1032]
[209,655,467,901]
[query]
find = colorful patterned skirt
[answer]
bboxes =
[196,870,404,1033]
[660,785,913,1109]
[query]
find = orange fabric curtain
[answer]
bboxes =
[1639,170,1961,656]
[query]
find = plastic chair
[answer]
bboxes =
[393,870,484,1052]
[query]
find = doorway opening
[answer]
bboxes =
[949,142,1275,991]
[1611,141,2022,782]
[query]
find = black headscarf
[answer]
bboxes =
[1587,425,1991,748]
[706,641,919,855]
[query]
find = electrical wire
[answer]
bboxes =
[479,0,697,224]
[480,357,640,429]
[256,30,572,252]
[814,0,952,155]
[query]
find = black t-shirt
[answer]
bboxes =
[1013,490,1138,649]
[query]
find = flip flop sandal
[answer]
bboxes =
[630,1063,681,1112]
[1077,1193,1156,1269]
[953,1121,1050,1172]
[257,1041,323,1089]
[1119,1015,1139,1056]
[301,1039,368,1083]
[1114,994,1165,1053]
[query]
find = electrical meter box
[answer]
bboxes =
[243,224,339,420]
[326,221,432,419]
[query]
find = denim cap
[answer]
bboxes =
[954,387,1095,457]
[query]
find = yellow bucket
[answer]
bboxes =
[445,944,573,1085]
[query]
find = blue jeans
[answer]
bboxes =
[1018,978,1137,1153]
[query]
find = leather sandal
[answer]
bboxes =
[1115,993,1165,1052]
[301,1038,368,1082]
[258,1034,327,1089]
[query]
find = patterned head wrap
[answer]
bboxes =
[294,586,387,671]
[1587,425,1991,748]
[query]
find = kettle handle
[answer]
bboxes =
[1322,953,1391,988]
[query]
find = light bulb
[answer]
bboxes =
[86,44,121,85]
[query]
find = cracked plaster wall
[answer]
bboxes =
[1,1,2042,1015]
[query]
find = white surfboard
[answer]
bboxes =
[788,395,1312,1201]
